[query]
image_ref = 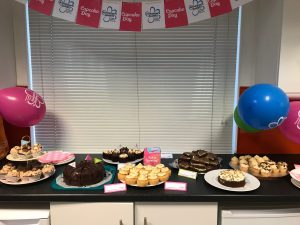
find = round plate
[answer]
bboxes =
[289,168,300,182]
[204,169,260,192]
[229,162,288,179]
[169,157,222,174]
[0,169,55,185]
[53,155,75,166]
[291,178,300,189]
[6,152,46,162]
[103,157,143,165]
[55,171,112,188]
[120,179,165,188]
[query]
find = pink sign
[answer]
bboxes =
[76,0,102,28]
[164,181,187,191]
[144,147,161,166]
[164,0,188,28]
[104,183,127,193]
[29,0,55,16]
[207,0,232,17]
[120,2,142,32]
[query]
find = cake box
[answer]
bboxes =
[143,147,161,166]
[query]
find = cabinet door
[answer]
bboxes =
[50,202,133,225]
[135,202,217,225]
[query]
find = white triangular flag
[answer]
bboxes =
[230,0,253,9]
[184,0,211,24]
[142,1,165,29]
[100,0,121,29]
[52,0,80,22]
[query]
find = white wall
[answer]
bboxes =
[239,0,282,87]
[278,0,300,96]
[0,0,17,89]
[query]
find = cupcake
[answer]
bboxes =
[270,165,280,175]
[119,154,128,163]
[135,149,144,159]
[278,162,288,175]
[127,149,136,161]
[32,143,43,157]
[20,171,30,182]
[230,156,239,166]
[144,165,154,172]
[256,157,265,164]
[111,150,120,162]
[160,167,171,176]
[102,149,112,160]
[148,174,159,185]
[18,148,32,159]
[240,163,249,173]
[136,163,144,170]
[120,147,129,154]
[249,159,258,167]
[152,168,161,174]
[262,156,270,162]
[42,164,55,177]
[155,164,165,169]
[261,168,272,177]
[244,155,252,160]
[250,165,260,176]
[130,168,140,174]
[10,146,20,158]
[137,176,148,187]
[157,172,168,182]
[124,163,134,169]
[28,169,42,182]
[5,170,20,182]
[125,174,137,185]
[139,170,149,176]
[239,159,248,165]
[239,156,246,160]
[0,168,9,180]
[118,170,128,181]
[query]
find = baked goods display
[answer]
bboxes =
[7,143,44,161]
[103,147,144,163]
[230,155,288,178]
[63,160,105,186]
[118,163,171,187]
[0,162,55,184]
[176,150,220,173]
[218,169,246,188]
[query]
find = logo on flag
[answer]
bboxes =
[102,6,118,22]
[58,0,74,14]
[145,7,161,23]
[189,0,205,16]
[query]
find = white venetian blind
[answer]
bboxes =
[29,9,238,153]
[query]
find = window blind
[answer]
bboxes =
[29,9,238,153]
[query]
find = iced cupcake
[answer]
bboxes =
[32,144,43,157]
[240,163,249,173]
[157,172,168,182]
[137,176,148,187]
[160,167,171,176]
[125,174,137,185]
[5,170,20,182]
[278,162,288,175]
[28,169,42,182]
[118,170,128,181]
[148,174,159,185]
[230,156,239,166]
[42,164,55,177]
[10,146,20,159]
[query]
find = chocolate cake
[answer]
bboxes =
[178,150,220,173]
[63,160,105,186]
[218,169,245,188]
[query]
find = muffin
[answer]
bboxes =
[148,174,159,185]
[244,155,252,160]
[28,169,42,182]
[5,170,20,182]
[118,170,128,181]
[261,168,272,177]
[18,148,32,159]
[239,163,249,173]
[157,172,168,182]
[20,171,30,182]
[42,164,55,176]
[230,156,239,166]
[250,165,261,176]
[10,146,20,158]
[239,159,248,165]
[239,156,246,160]
[125,174,137,185]
[137,176,148,187]
[32,143,43,157]
[0,168,9,180]
[262,156,270,162]
[278,162,288,175]
[119,154,128,163]
[270,165,280,175]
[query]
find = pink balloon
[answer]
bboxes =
[0,87,46,127]
[279,101,300,144]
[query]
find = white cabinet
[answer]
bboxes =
[135,202,218,225]
[50,202,134,225]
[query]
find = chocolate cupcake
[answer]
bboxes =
[135,149,144,159]
[120,147,129,154]
[128,149,136,161]
[111,150,120,162]
[119,154,129,163]
[103,150,112,160]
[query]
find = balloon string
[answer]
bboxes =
[134,32,141,148]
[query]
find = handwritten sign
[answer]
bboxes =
[104,183,127,193]
[164,181,187,191]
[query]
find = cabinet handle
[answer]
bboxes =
[144,217,147,225]
[119,219,123,225]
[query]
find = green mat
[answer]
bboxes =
[51,165,116,190]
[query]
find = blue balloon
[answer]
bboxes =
[238,84,290,130]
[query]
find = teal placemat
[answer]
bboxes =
[51,165,116,190]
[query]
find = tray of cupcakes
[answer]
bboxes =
[170,150,221,174]
[0,161,55,185]
[118,163,171,187]
[229,155,288,179]
[102,147,144,164]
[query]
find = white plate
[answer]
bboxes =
[0,170,55,185]
[6,152,46,162]
[55,171,112,188]
[103,157,143,165]
[204,169,260,192]
[120,179,165,188]
[291,178,300,189]
[290,168,300,182]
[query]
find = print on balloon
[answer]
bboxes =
[59,0,74,13]
[189,0,205,16]
[294,111,300,130]
[268,116,286,129]
[145,7,161,23]
[102,6,117,22]
[25,89,45,109]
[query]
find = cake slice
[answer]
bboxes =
[218,169,245,188]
